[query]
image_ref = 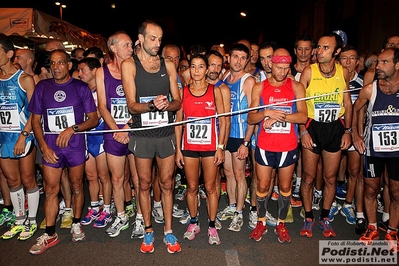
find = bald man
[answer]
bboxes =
[45,40,65,52]
[247,48,307,243]
[14,49,35,76]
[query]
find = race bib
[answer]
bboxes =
[372,123,399,152]
[265,106,292,134]
[111,98,130,125]
[186,117,211,145]
[0,103,20,130]
[314,103,340,122]
[140,96,168,127]
[47,106,75,132]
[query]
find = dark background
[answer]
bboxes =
[0,1,299,51]
[1,1,399,55]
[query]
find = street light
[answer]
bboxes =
[55,2,66,20]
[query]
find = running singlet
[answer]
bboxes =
[130,55,174,138]
[102,64,129,141]
[364,81,399,157]
[257,78,298,152]
[306,63,346,122]
[28,77,96,150]
[0,69,34,144]
[349,72,363,104]
[182,84,218,151]
[223,72,252,138]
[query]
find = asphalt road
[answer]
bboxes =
[0,182,396,266]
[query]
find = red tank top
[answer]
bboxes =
[182,84,218,151]
[257,78,298,152]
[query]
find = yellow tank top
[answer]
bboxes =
[306,63,346,122]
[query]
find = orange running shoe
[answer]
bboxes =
[249,221,267,242]
[359,224,379,244]
[275,223,291,243]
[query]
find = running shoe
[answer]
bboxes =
[198,184,207,199]
[328,201,342,222]
[172,204,185,218]
[379,219,389,232]
[220,180,227,195]
[18,219,37,240]
[215,217,222,230]
[248,210,258,230]
[285,205,294,224]
[292,183,301,199]
[208,227,221,245]
[29,233,59,255]
[0,208,14,226]
[335,182,347,200]
[125,205,135,218]
[300,207,305,220]
[266,211,277,227]
[340,204,356,225]
[140,231,154,253]
[318,217,336,237]
[275,223,291,243]
[175,173,182,188]
[163,233,181,254]
[80,208,100,225]
[40,215,61,230]
[228,212,243,232]
[385,231,398,253]
[175,185,187,201]
[152,205,164,224]
[355,217,367,235]
[249,221,267,242]
[290,197,302,208]
[271,191,279,201]
[312,190,322,211]
[60,209,73,229]
[93,211,112,228]
[71,222,86,242]
[106,216,128,237]
[300,218,314,238]
[217,205,236,221]
[131,218,144,239]
[183,223,200,240]
[6,212,16,227]
[2,221,24,239]
[179,209,190,225]
[360,224,379,243]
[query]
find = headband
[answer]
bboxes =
[271,55,292,64]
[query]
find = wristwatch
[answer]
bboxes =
[242,140,250,147]
[345,127,352,133]
[21,130,29,137]
[72,125,79,132]
[148,100,156,111]
[217,144,225,151]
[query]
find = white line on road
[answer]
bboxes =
[225,249,241,266]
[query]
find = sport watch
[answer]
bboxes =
[21,130,29,137]
[72,125,79,132]
[242,140,250,147]
[148,100,156,111]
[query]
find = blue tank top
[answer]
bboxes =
[223,72,252,138]
[0,69,34,144]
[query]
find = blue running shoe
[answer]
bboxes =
[328,201,342,222]
[340,204,356,225]
[335,183,346,200]
[140,231,154,253]
[163,233,181,254]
